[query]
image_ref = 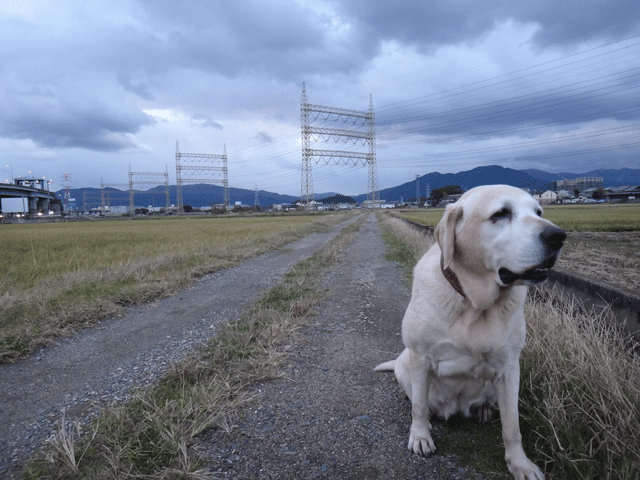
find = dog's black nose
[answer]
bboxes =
[540,226,566,250]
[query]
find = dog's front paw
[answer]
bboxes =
[408,426,436,455]
[506,457,544,480]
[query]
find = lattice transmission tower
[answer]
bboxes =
[300,83,379,209]
[175,141,229,213]
[254,185,260,210]
[101,179,129,214]
[61,173,72,211]
[129,165,170,215]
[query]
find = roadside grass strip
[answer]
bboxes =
[395,208,640,294]
[377,212,640,480]
[397,203,640,232]
[23,215,366,479]
[521,289,640,480]
[0,213,352,363]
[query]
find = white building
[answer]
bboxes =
[533,190,558,204]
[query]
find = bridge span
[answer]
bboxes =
[0,178,58,216]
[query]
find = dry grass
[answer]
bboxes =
[556,231,640,291]
[395,209,640,292]
[521,288,640,479]
[45,416,96,474]
[377,212,434,282]
[23,214,367,480]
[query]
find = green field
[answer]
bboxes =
[397,203,640,231]
[1,215,323,288]
[0,213,346,361]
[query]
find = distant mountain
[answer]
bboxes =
[563,168,640,184]
[521,169,563,182]
[354,165,554,203]
[527,167,640,186]
[60,185,299,209]
[61,166,640,209]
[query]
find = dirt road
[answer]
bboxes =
[1,214,485,479]
[0,214,361,478]
[196,214,484,479]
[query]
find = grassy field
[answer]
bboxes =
[397,202,640,232]
[396,203,640,291]
[1,215,325,288]
[0,213,352,362]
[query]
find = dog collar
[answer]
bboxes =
[441,259,466,298]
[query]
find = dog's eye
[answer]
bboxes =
[491,208,512,222]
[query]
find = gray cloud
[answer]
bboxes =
[255,131,273,143]
[117,72,155,100]
[338,0,640,49]
[191,114,223,129]
[0,0,639,192]
[0,84,153,151]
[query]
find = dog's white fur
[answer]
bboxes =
[376,185,565,480]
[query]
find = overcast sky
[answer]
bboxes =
[2,0,639,197]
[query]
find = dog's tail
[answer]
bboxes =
[373,360,396,372]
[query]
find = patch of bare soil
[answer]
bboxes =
[557,231,640,292]
[195,214,487,479]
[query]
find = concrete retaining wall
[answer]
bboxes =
[546,268,640,340]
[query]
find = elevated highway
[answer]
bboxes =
[0,178,58,216]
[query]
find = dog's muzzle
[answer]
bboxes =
[499,226,566,285]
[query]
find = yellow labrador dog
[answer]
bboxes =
[375,185,565,480]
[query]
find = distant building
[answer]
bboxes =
[556,177,603,192]
[607,185,640,201]
[380,201,399,209]
[106,206,129,215]
[360,199,385,209]
[273,203,296,211]
[534,190,558,204]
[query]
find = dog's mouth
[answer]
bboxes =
[498,255,558,285]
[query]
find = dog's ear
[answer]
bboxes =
[435,204,462,269]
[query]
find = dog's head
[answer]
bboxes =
[435,185,565,310]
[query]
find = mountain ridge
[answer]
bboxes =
[60,165,640,208]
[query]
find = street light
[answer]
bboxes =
[6,164,13,182]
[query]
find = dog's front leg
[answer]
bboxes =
[494,364,544,480]
[407,349,436,455]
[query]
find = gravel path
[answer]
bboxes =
[196,214,484,479]
[0,214,362,479]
